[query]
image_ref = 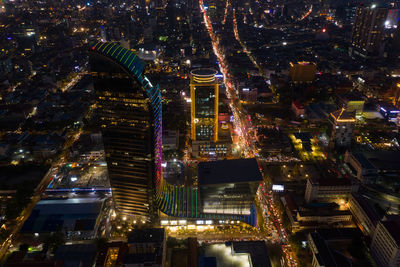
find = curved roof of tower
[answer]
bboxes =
[190,68,218,77]
[89,41,146,80]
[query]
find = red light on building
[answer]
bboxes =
[322,28,327,33]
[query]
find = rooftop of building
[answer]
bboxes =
[290,61,316,66]
[298,209,352,217]
[21,198,103,233]
[198,158,262,185]
[337,90,365,102]
[309,232,352,267]
[124,228,165,265]
[350,152,377,170]
[127,228,165,244]
[292,100,305,109]
[309,176,357,187]
[54,244,96,267]
[354,151,400,171]
[190,68,218,77]
[330,108,356,122]
[314,228,362,241]
[381,220,400,246]
[232,241,272,267]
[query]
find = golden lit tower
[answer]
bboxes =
[190,68,219,142]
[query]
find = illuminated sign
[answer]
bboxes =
[272,184,284,192]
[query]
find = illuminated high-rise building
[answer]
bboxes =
[89,42,254,226]
[190,68,219,142]
[89,42,162,219]
[350,5,388,57]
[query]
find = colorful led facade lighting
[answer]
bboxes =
[89,41,163,219]
[89,42,255,225]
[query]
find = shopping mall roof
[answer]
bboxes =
[21,198,103,233]
[198,158,262,185]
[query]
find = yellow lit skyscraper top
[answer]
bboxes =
[190,68,219,142]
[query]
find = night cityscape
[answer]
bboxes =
[0,0,400,266]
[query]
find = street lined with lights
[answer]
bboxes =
[199,1,297,266]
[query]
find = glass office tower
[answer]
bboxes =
[89,42,162,219]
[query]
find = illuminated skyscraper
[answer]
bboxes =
[89,42,254,226]
[89,42,162,219]
[190,68,219,142]
[350,5,388,57]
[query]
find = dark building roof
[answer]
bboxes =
[362,151,400,171]
[309,176,358,187]
[352,153,377,170]
[315,228,362,241]
[309,232,352,267]
[124,228,165,265]
[127,228,165,244]
[382,220,400,246]
[54,244,96,267]
[198,158,262,185]
[21,198,102,233]
[232,241,272,267]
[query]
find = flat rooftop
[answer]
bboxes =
[21,198,103,233]
[362,151,400,171]
[198,158,262,185]
[232,241,272,267]
[127,228,165,244]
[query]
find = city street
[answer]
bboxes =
[199,0,297,265]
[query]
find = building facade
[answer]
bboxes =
[371,219,400,267]
[348,194,379,237]
[329,109,356,147]
[190,68,219,142]
[89,41,162,219]
[350,6,388,57]
[198,159,261,218]
[305,177,359,203]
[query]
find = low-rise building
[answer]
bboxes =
[20,198,104,241]
[329,108,355,148]
[289,61,317,83]
[348,193,379,238]
[305,177,359,203]
[191,126,232,158]
[308,230,354,267]
[345,151,400,183]
[337,90,365,115]
[297,210,352,226]
[371,218,400,267]
[123,228,166,267]
[292,100,305,118]
[198,158,261,219]
[163,130,179,151]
